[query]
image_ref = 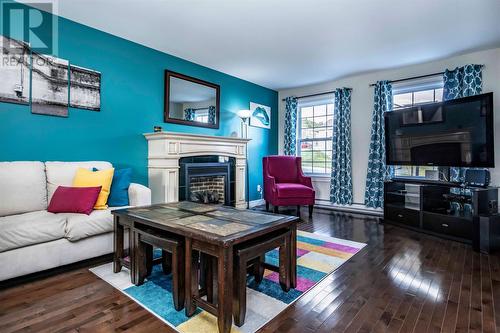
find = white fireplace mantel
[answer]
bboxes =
[144,131,251,208]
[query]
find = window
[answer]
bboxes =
[194,109,209,123]
[297,99,334,175]
[393,88,443,110]
[392,77,444,178]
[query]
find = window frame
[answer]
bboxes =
[194,108,209,123]
[296,96,335,176]
[391,76,445,179]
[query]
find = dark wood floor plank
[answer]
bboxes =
[481,254,497,333]
[469,251,483,333]
[491,254,500,333]
[412,240,454,333]
[455,247,473,333]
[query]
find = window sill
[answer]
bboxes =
[307,175,331,181]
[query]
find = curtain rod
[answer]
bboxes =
[281,88,351,102]
[368,71,445,87]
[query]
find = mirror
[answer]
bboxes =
[164,70,220,129]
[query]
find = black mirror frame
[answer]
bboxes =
[164,70,220,129]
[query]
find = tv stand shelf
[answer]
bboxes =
[384,179,500,253]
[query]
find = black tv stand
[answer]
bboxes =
[384,179,500,253]
[391,177,461,187]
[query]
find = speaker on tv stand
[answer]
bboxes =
[474,215,500,254]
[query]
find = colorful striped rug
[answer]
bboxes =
[90,230,366,333]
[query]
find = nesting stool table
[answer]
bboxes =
[112,202,299,333]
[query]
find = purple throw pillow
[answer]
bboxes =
[48,186,102,215]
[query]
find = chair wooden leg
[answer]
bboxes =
[201,253,214,303]
[162,250,172,275]
[297,205,301,217]
[308,205,314,217]
[273,205,279,214]
[265,201,270,211]
[145,244,153,276]
[233,256,247,327]
[113,217,123,273]
[253,255,265,283]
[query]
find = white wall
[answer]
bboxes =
[278,48,500,206]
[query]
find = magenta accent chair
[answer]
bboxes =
[263,156,315,217]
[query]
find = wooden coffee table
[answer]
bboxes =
[112,202,299,333]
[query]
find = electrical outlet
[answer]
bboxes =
[257,184,262,193]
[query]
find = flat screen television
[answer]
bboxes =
[385,92,494,167]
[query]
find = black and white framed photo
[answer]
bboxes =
[249,102,271,129]
[31,52,69,117]
[70,65,101,111]
[0,35,30,105]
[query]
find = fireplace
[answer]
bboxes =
[179,156,235,206]
[144,131,250,208]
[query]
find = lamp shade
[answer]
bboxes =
[237,109,252,119]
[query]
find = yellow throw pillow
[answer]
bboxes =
[73,167,114,210]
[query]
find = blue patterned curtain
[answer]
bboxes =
[184,108,196,121]
[330,88,353,205]
[443,64,483,182]
[364,81,393,208]
[283,97,298,155]
[208,106,216,125]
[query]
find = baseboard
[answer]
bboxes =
[315,200,383,216]
[0,253,113,289]
[249,199,265,208]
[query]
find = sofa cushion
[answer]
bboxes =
[48,186,102,215]
[73,168,114,210]
[0,161,47,216]
[275,183,314,198]
[0,211,66,252]
[45,161,112,202]
[106,168,132,207]
[63,208,122,241]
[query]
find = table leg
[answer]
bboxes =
[162,250,172,274]
[113,216,123,273]
[217,246,233,333]
[233,255,247,327]
[185,238,198,317]
[290,225,297,288]
[135,232,148,285]
[279,239,291,292]
[172,245,184,311]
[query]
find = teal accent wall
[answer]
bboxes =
[0,4,278,201]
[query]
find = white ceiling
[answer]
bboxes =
[50,0,500,90]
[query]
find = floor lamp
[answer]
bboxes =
[238,110,251,208]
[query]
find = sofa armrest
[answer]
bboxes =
[263,174,277,200]
[128,183,151,207]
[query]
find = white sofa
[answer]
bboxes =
[0,161,151,282]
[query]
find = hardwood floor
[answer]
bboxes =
[1,207,499,333]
